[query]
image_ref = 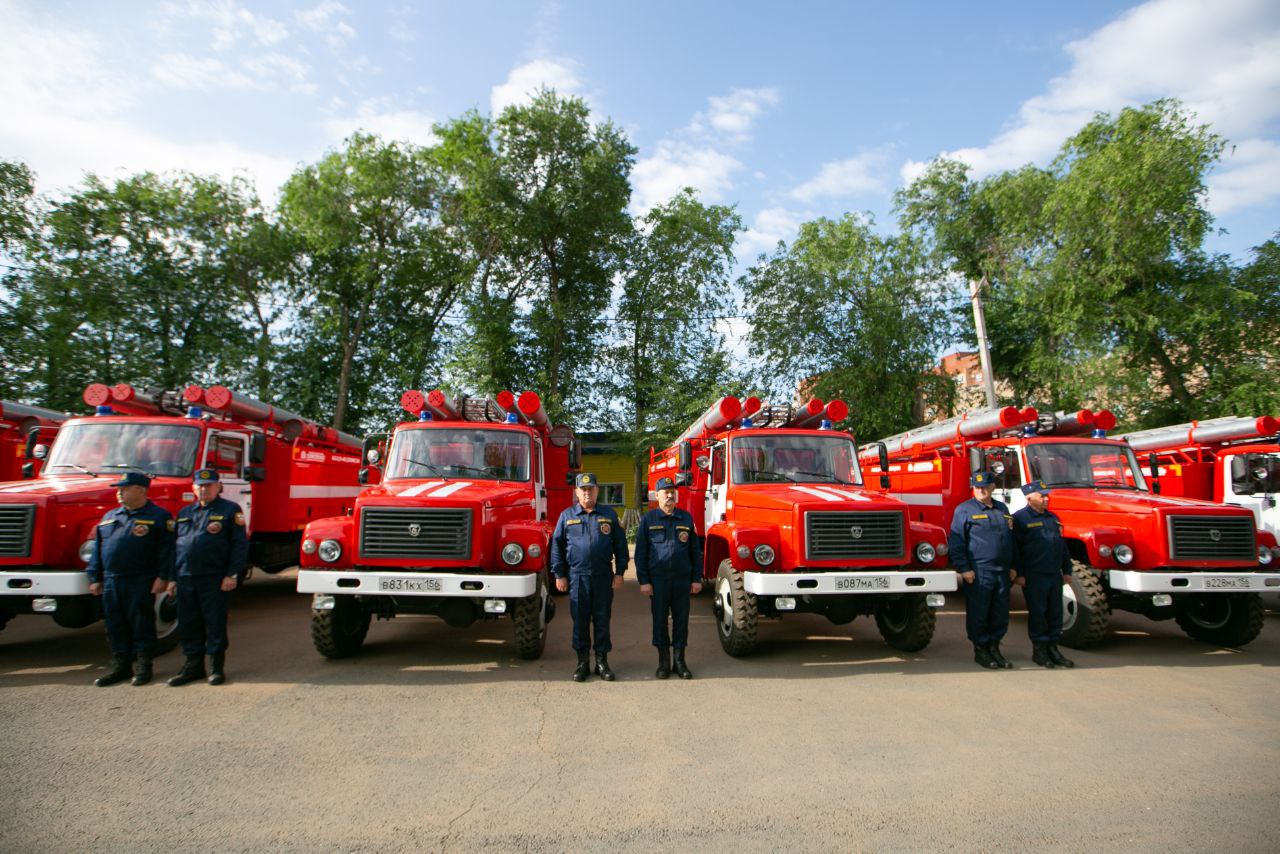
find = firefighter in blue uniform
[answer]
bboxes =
[1012,480,1075,669]
[550,472,629,682]
[87,472,175,686]
[635,476,703,680]
[166,468,249,686]
[948,470,1017,669]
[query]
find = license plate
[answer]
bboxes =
[1203,576,1251,590]
[835,576,890,591]
[378,577,441,592]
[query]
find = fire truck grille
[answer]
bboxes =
[806,511,904,561]
[359,508,471,560]
[1168,515,1256,561]
[0,505,36,558]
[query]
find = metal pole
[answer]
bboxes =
[969,276,998,408]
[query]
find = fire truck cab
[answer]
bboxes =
[862,407,1280,649]
[0,383,363,646]
[0,400,67,481]
[296,390,575,660]
[651,395,955,657]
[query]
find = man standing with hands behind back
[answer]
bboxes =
[948,470,1017,670]
[635,476,702,679]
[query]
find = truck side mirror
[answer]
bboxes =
[362,433,386,468]
[249,433,267,465]
[570,439,582,471]
[678,441,693,471]
[243,465,267,482]
[968,446,983,473]
[1147,452,1160,494]
[358,467,371,486]
[21,462,35,479]
[876,442,890,473]
[675,472,691,487]
[24,427,39,459]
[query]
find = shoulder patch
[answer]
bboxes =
[234,512,245,526]
[166,519,175,532]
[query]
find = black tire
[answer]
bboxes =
[873,594,936,652]
[512,570,549,660]
[153,590,180,655]
[311,596,370,658]
[1060,560,1110,649]
[713,559,757,657]
[1174,593,1265,647]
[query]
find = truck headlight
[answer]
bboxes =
[1114,544,1134,565]
[318,539,342,563]
[753,544,775,566]
[527,543,542,559]
[301,538,317,554]
[78,539,95,564]
[501,543,525,566]
[915,542,936,563]
[1098,545,1113,558]
[1260,546,1274,565]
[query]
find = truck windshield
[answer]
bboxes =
[386,428,530,481]
[1232,452,1279,495]
[45,422,201,477]
[1025,442,1148,492]
[731,434,863,485]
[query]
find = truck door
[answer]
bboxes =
[533,439,546,521]
[203,432,252,530]
[986,447,1025,512]
[705,441,728,529]
[1225,452,1278,536]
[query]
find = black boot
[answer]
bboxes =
[131,656,153,686]
[594,652,616,681]
[95,656,132,687]
[1047,643,1075,668]
[1031,642,1055,668]
[987,643,1014,669]
[974,644,1000,669]
[572,651,591,682]
[673,649,692,680]
[655,647,671,679]
[167,655,206,687]
[207,652,226,686]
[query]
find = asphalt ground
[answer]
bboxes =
[1,568,1278,853]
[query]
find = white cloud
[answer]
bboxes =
[490,58,583,114]
[631,142,742,214]
[151,53,250,90]
[789,151,888,203]
[159,1,289,51]
[323,98,437,146]
[737,206,810,258]
[899,0,1280,214]
[705,87,781,139]
[296,1,355,46]
[388,20,414,43]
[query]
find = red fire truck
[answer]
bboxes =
[0,400,68,481]
[649,395,955,657]
[860,407,1280,649]
[295,389,576,660]
[0,383,363,645]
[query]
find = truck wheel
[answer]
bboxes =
[1060,561,1110,649]
[312,596,370,658]
[713,560,757,657]
[512,571,549,660]
[154,590,180,654]
[874,594,936,652]
[1174,593,1265,647]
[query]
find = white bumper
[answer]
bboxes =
[0,570,90,596]
[743,569,957,596]
[1108,570,1280,593]
[297,569,537,598]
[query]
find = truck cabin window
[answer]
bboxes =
[1025,443,1148,492]
[386,429,531,481]
[730,434,862,485]
[45,423,201,478]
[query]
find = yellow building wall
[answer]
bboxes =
[580,452,647,510]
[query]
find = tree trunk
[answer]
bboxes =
[1149,338,1196,417]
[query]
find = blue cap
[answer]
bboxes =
[971,471,995,487]
[111,472,151,489]
[193,468,220,484]
[654,476,676,491]
[1020,480,1050,495]
[575,472,598,488]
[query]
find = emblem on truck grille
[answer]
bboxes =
[408,523,422,537]
[1209,529,1221,542]
[849,525,863,539]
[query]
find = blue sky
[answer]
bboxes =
[2,0,1278,264]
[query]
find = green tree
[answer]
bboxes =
[741,213,956,443]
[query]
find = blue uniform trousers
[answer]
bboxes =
[102,575,157,658]
[569,571,615,653]
[177,576,231,656]
[1024,573,1064,643]
[649,574,691,649]
[963,568,1010,645]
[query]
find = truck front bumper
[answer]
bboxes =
[743,569,957,596]
[297,569,537,598]
[0,570,90,597]
[1109,570,1280,593]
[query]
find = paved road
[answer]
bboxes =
[2,570,1278,852]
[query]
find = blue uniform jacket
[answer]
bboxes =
[1012,506,1072,577]
[550,503,629,578]
[634,508,702,585]
[948,497,1014,574]
[176,496,249,579]
[87,500,176,583]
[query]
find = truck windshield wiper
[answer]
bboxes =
[449,464,499,479]
[55,462,96,476]
[751,470,795,483]
[793,470,850,484]
[403,457,447,479]
[1045,480,1097,489]
[102,463,148,473]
